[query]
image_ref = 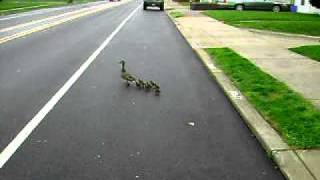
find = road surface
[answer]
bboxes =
[0,1,284,179]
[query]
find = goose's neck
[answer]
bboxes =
[121,62,126,73]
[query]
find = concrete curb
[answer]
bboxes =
[166,8,317,180]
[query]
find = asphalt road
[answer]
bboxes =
[0,1,108,29]
[0,1,284,179]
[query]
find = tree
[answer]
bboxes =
[310,0,320,8]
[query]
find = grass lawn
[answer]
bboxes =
[0,0,96,15]
[289,45,320,62]
[206,47,320,148]
[170,10,184,18]
[203,10,320,36]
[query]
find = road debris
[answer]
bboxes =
[187,122,195,126]
[228,90,243,100]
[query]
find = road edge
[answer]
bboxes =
[165,10,317,180]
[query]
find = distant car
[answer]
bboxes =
[143,0,164,11]
[233,0,290,12]
[199,0,291,12]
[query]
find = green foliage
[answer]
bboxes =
[206,48,320,148]
[0,0,96,14]
[203,10,320,36]
[289,45,320,62]
[170,11,184,18]
[0,1,65,11]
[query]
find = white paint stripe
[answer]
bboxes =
[0,7,69,21]
[0,4,141,168]
[0,1,106,21]
[0,4,103,33]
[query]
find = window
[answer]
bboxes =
[301,0,305,5]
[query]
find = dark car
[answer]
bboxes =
[233,0,291,12]
[143,0,164,11]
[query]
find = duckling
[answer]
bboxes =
[149,81,160,89]
[135,79,144,89]
[154,88,161,96]
[149,81,161,96]
[144,81,153,91]
[140,80,147,89]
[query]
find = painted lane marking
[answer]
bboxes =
[0,3,141,168]
[0,1,106,21]
[0,2,110,33]
[0,5,74,21]
[0,0,131,44]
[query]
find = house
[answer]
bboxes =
[294,0,320,13]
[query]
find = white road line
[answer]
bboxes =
[0,3,141,168]
[0,6,70,21]
[0,1,106,21]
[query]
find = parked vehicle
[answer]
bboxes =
[233,0,290,12]
[199,0,291,12]
[143,0,164,10]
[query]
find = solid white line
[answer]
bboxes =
[0,3,141,168]
[0,1,106,21]
[0,7,68,21]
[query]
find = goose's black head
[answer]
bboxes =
[118,60,125,65]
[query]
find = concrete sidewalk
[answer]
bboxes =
[167,2,320,109]
[166,2,320,180]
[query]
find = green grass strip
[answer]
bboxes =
[203,10,320,36]
[0,0,96,15]
[170,11,184,18]
[203,10,320,22]
[206,48,320,148]
[289,45,320,62]
[0,2,65,11]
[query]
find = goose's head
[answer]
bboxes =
[118,60,125,66]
